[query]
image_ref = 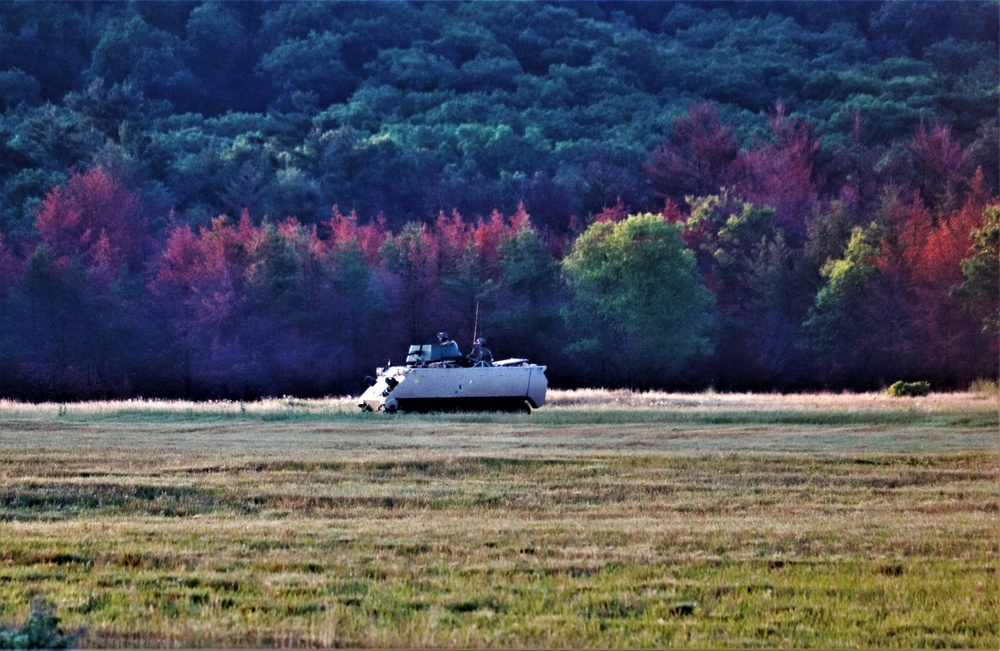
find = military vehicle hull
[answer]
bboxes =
[359,360,547,413]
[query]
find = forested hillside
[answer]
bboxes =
[0,1,997,399]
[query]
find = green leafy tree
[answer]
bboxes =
[428,211,493,339]
[956,204,1000,338]
[184,3,262,114]
[63,78,151,143]
[493,212,563,365]
[805,225,884,386]
[329,241,385,375]
[563,212,713,388]
[246,221,305,318]
[366,47,458,93]
[257,3,345,49]
[683,192,777,296]
[257,31,356,108]
[2,102,99,174]
[683,192,816,388]
[0,3,92,100]
[6,246,98,399]
[500,215,558,308]
[379,222,440,345]
[87,13,197,110]
[0,69,41,110]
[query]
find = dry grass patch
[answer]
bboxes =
[0,391,997,647]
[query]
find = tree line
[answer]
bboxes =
[0,1,997,399]
[0,103,996,400]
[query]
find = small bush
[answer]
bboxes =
[887,381,931,397]
[0,601,84,650]
[969,378,999,394]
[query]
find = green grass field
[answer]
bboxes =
[1,391,997,648]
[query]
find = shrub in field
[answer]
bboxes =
[887,380,931,397]
[0,601,83,650]
[969,377,999,394]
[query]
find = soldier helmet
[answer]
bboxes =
[475,338,486,346]
[437,331,449,341]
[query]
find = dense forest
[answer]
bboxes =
[0,0,997,400]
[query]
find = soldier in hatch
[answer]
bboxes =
[436,331,461,361]
[467,337,493,366]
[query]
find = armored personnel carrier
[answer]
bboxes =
[358,342,547,413]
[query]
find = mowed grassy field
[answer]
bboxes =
[0,390,998,648]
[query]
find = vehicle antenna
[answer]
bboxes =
[473,301,479,344]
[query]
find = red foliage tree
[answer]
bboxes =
[509,202,532,233]
[644,103,741,205]
[325,206,388,267]
[434,209,472,273]
[148,212,275,394]
[471,209,509,278]
[151,224,202,297]
[593,197,629,223]
[735,104,819,247]
[907,122,971,212]
[35,167,147,279]
[148,223,206,395]
[659,199,687,225]
[870,185,994,383]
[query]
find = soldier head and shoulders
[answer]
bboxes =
[468,337,493,365]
